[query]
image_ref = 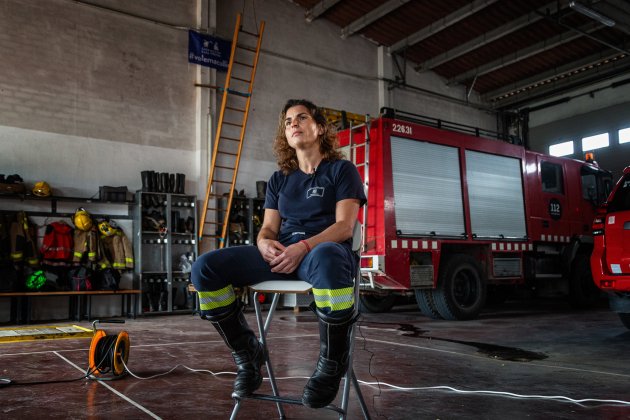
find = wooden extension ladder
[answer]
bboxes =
[198,13,265,249]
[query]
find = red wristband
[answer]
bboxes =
[300,240,311,253]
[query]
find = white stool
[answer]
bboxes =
[229,222,371,420]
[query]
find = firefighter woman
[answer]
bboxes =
[191,98,366,408]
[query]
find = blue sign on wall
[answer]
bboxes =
[188,30,231,71]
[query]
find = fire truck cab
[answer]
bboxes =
[339,108,612,320]
[591,166,630,329]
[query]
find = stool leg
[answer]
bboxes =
[229,398,243,420]
[351,370,371,420]
[254,292,285,419]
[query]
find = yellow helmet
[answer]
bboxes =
[32,181,51,197]
[98,220,116,236]
[73,208,93,231]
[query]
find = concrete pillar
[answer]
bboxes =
[377,45,393,110]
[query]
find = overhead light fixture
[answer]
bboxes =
[569,1,615,27]
[491,53,626,103]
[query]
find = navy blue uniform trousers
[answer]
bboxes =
[191,241,357,317]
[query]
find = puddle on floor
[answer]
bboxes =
[396,323,547,362]
[361,322,547,362]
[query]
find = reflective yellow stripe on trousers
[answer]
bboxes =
[313,286,354,312]
[198,284,236,311]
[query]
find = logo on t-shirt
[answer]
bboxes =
[306,187,325,199]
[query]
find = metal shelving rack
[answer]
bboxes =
[134,191,198,314]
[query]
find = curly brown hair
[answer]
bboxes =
[273,99,344,175]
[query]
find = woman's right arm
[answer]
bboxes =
[256,208,286,262]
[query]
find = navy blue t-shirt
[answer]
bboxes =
[264,159,367,246]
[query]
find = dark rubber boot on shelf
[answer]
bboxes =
[169,173,176,193]
[176,173,186,194]
[151,171,159,192]
[150,284,160,312]
[172,211,181,233]
[203,304,265,397]
[141,171,153,207]
[141,171,151,192]
[171,286,178,310]
[158,290,168,312]
[160,172,168,193]
[185,216,195,234]
[302,305,357,408]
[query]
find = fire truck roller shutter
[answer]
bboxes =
[390,137,465,236]
[465,150,527,239]
[433,254,487,320]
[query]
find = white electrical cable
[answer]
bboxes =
[356,382,630,406]
[120,360,630,407]
[121,360,235,380]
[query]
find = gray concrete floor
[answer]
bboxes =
[2,298,630,419]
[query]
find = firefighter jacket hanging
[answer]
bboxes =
[10,211,39,267]
[100,229,134,270]
[41,221,73,266]
[72,227,98,265]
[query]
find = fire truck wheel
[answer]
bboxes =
[358,293,396,313]
[414,289,442,319]
[433,254,486,321]
[568,253,602,309]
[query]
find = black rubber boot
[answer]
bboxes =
[160,173,168,193]
[141,171,151,192]
[171,211,180,233]
[302,305,357,408]
[151,172,159,192]
[203,304,265,396]
[176,173,186,194]
[169,173,175,193]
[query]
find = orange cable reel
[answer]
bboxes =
[88,320,130,379]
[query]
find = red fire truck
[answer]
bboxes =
[338,108,613,320]
[591,166,630,329]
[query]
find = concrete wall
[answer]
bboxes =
[528,78,630,179]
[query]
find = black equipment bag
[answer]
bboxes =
[68,266,93,291]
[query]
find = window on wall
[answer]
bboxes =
[582,132,609,151]
[619,127,630,144]
[549,140,574,157]
[541,161,564,194]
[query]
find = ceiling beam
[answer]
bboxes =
[605,0,630,16]
[483,51,628,105]
[341,0,411,39]
[388,0,499,55]
[449,21,603,85]
[591,1,630,35]
[416,1,570,72]
[305,0,342,23]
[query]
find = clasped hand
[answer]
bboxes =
[258,239,307,273]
